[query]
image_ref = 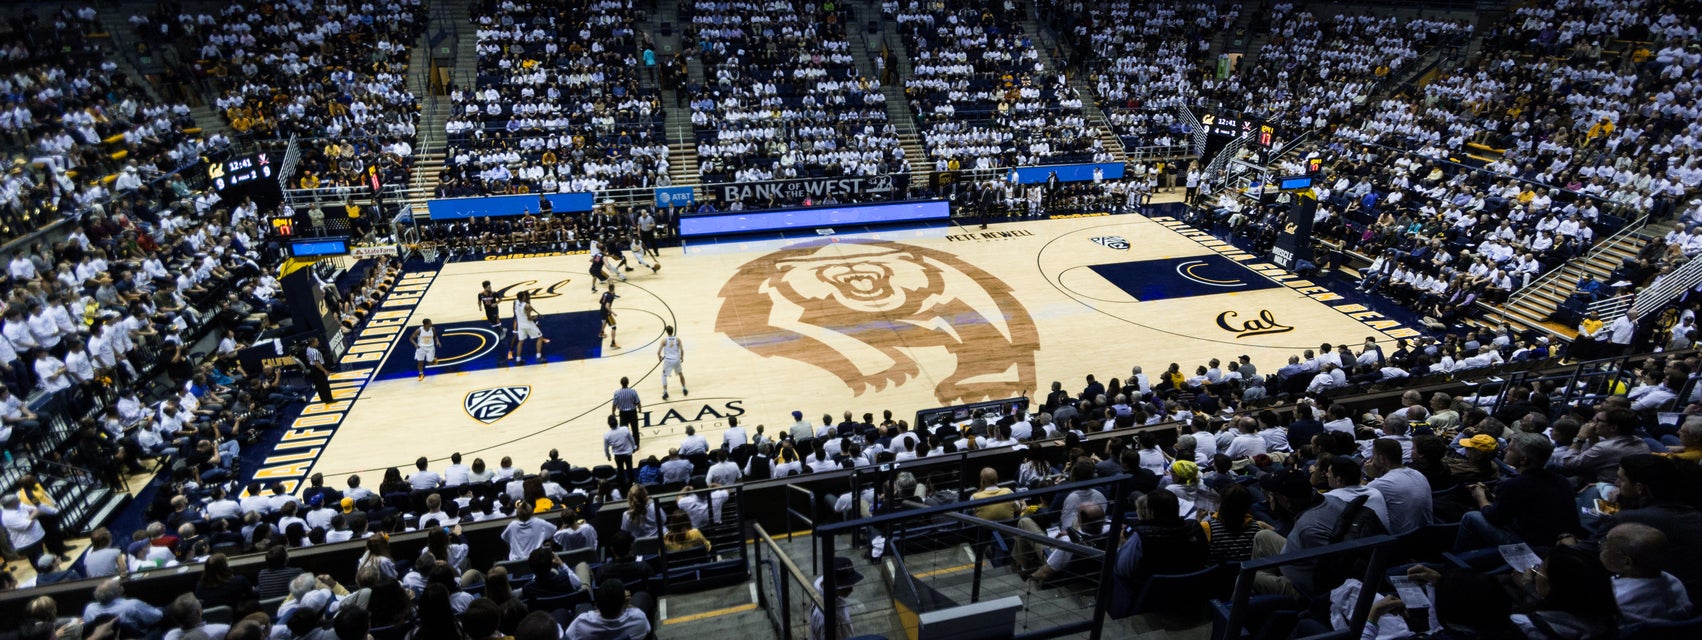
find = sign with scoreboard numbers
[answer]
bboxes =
[1199,112,1259,138]
[269,213,297,238]
[207,153,273,192]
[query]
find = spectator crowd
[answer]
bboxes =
[439,0,668,198]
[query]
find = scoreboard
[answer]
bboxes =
[206,152,283,208]
[208,153,273,191]
[1200,113,1276,148]
[1200,113,1257,138]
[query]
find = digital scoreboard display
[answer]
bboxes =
[288,237,350,258]
[1200,113,1258,138]
[207,153,275,192]
[269,213,297,238]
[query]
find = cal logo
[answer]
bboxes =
[465,386,530,424]
[1091,235,1130,250]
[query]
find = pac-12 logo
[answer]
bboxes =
[465,386,531,424]
[1090,235,1130,250]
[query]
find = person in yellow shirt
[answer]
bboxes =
[661,510,710,552]
[299,172,320,189]
[1657,419,1702,463]
[968,468,1020,521]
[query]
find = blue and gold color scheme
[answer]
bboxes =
[373,312,606,381]
[1088,254,1281,302]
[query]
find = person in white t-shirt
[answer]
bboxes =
[408,456,443,490]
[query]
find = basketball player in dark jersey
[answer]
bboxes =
[599,284,619,349]
[478,281,503,333]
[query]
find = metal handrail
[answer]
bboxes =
[752,523,825,640]
[1589,252,1702,321]
[1506,213,1648,311]
[783,483,819,571]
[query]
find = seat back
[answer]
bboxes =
[259,596,286,618]
[1121,564,1228,619]
[203,605,234,625]
[559,547,598,568]
[527,589,591,613]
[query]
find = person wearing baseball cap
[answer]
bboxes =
[1252,469,1350,597]
[789,410,814,442]
[340,498,356,514]
[1449,434,1505,485]
[811,557,864,639]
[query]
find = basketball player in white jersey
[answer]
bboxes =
[627,233,660,273]
[413,319,439,380]
[509,291,549,363]
[657,325,686,400]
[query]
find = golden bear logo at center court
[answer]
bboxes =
[717,240,1039,405]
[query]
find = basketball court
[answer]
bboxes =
[255,212,1422,491]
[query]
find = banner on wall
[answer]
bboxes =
[1005,162,1125,185]
[714,174,907,204]
[655,186,695,209]
[426,192,596,219]
[351,244,399,258]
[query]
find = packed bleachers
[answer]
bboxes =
[891,0,1108,171]
[9,3,1702,638]
[0,7,212,245]
[1206,0,1701,333]
[682,0,905,185]
[1198,9,1470,130]
[139,0,423,191]
[1046,0,1223,151]
[440,0,667,197]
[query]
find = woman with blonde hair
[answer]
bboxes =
[357,533,398,579]
[621,484,658,537]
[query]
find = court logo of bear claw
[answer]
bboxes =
[1090,235,1130,251]
[464,385,531,424]
[717,240,1039,405]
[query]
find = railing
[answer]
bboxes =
[1590,252,1702,322]
[784,483,820,571]
[1177,103,1206,156]
[1125,144,1195,163]
[751,523,825,640]
[1268,128,1318,166]
[1201,129,1256,195]
[1,154,209,252]
[1503,213,1648,315]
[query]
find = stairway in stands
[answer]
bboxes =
[1022,7,1126,167]
[1472,220,1678,339]
[405,0,475,213]
[1210,0,1261,58]
[94,8,232,139]
[860,0,929,183]
[1,459,128,539]
[657,0,699,188]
